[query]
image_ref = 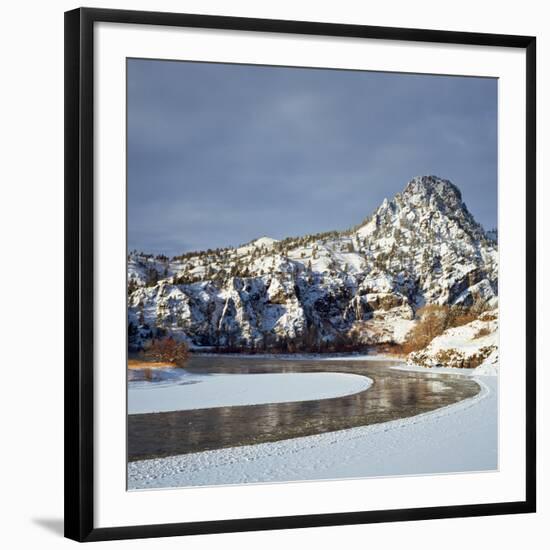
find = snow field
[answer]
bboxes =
[128,372,373,414]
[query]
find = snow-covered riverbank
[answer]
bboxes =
[392,362,498,377]
[129,372,373,414]
[128,374,497,489]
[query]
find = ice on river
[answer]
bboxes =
[128,372,373,414]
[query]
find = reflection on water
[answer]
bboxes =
[128,356,479,461]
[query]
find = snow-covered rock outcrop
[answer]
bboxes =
[128,175,498,351]
[407,311,498,370]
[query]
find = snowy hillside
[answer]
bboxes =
[128,175,498,352]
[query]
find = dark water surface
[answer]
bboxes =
[128,356,479,462]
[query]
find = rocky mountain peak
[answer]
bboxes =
[396,175,467,220]
[362,175,488,245]
[402,175,462,205]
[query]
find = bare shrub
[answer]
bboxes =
[142,336,189,366]
[435,349,462,366]
[401,304,450,353]
[474,326,492,339]
[480,311,498,321]
[447,307,477,328]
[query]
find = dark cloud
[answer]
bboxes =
[128,59,497,256]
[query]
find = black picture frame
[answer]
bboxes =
[65,7,537,543]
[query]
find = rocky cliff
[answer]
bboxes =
[128,175,498,351]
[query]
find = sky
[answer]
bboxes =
[128,59,497,256]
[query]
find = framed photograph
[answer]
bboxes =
[65,7,536,542]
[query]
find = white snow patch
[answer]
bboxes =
[236,236,278,255]
[128,372,373,414]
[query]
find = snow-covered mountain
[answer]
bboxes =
[128,175,498,351]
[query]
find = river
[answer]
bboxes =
[127,355,480,462]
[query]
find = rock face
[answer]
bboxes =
[128,175,498,351]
